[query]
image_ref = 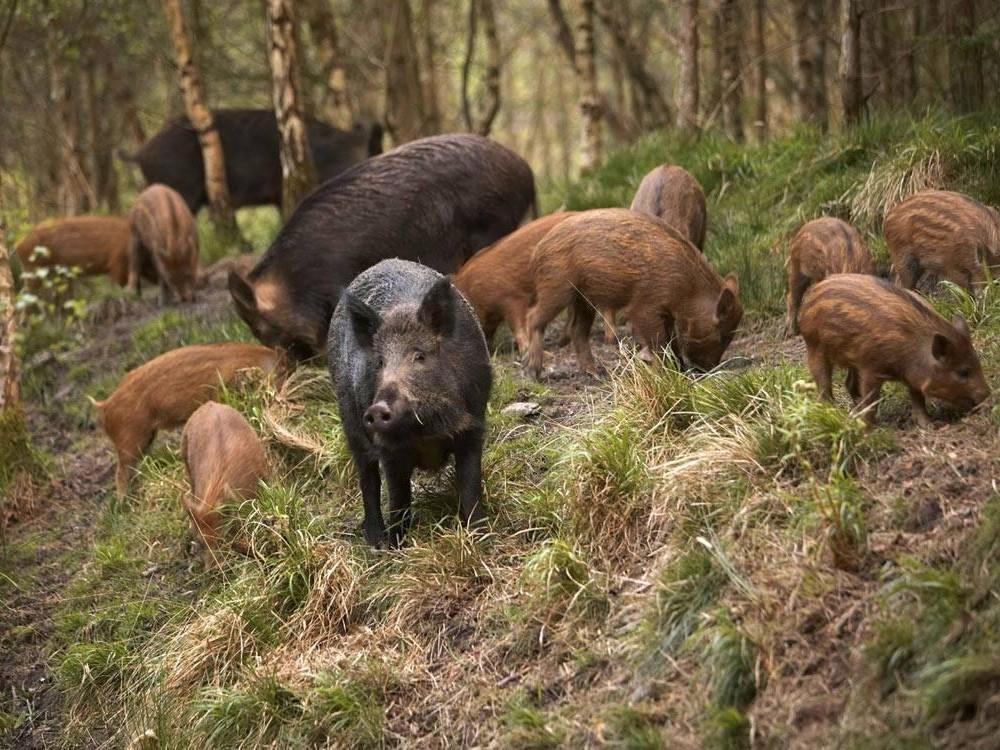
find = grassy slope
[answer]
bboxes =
[3,111,1000,748]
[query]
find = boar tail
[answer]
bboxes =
[86,395,105,410]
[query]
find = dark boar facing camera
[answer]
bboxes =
[229,133,536,361]
[328,259,492,548]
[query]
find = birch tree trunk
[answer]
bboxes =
[0,224,19,413]
[676,0,699,131]
[752,0,767,140]
[162,0,239,240]
[840,0,864,126]
[719,0,744,141]
[575,0,602,172]
[384,0,426,143]
[265,0,318,217]
[302,0,352,129]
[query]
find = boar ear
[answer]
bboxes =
[723,273,740,297]
[716,283,739,322]
[228,270,256,314]
[345,292,381,349]
[418,277,456,336]
[932,333,953,362]
[952,314,971,340]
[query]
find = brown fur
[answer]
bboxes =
[453,212,574,351]
[128,184,200,303]
[181,401,269,565]
[798,274,990,426]
[15,216,140,287]
[629,165,708,250]
[525,208,742,377]
[92,343,284,497]
[786,217,874,335]
[886,189,1000,291]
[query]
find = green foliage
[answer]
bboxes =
[193,675,303,747]
[0,408,46,494]
[705,706,751,750]
[501,694,565,750]
[699,611,761,711]
[804,475,870,571]
[518,538,609,627]
[598,704,664,749]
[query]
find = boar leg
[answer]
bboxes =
[845,368,861,404]
[786,273,810,337]
[570,298,599,375]
[382,458,414,548]
[557,308,575,347]
[907,386,934,428]
[357,459,386,547]
[806,347,834,401]
[894,254,921,290]
[600,308,618,343]
[126,234,143,296]
[856,371,885,426]
[454,430,486,528]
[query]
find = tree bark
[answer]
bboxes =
[302,0,352,129]
[162,0,240,239]
[461,0,501,136]
[265,0,318,217]
[575,0,602,172]
[947,0,982,112]
[384,0,426,143]
[752,0,767,140]
[418,0,441,133]
[706,2,723,121]
[0,222,19,413]
[48,43,94,214]
[840,0,863,126]
[793,0,828,129]
[547,0,577,67]
[676,0,699,131]
[719,0,744,141]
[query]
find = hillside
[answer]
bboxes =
[3,111,1000,749]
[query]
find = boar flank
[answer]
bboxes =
[630,164,708,250]
[182,401,269,564]
[886,189,1000,291]
[15,216,155,288]
[93,343,283,498]
[454,212,574,352]
[230,133,536,361]
[124,109,382,213]
[328,259,492,548]
[525,208,742,378]
[798,274,990,427]
[128,184,200,304]
[785,217,874,335]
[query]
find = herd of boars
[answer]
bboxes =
[15,122,1000,557]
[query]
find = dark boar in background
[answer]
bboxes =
[798,273,990,426]
[230,133,537,361]
[886,189,1000,291]
[328,259,492,548]
[630,164,707,250]
[127,184,200,304]
[785,217,874,335]
[121,109,383,213]
[526,209,742,378]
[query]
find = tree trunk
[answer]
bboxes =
[0,223,19,413]
[48,47,94,214]
[162,0,240,240]
[752,0,767,140]
[793,0,828,129]
[302,0,352,129]
[461,0,501,136]
[719,0,743,141]
[706,2,723,121]
[547,0,577,67]
[840,0,863,126]
[418,0,441,133]
[947,0,982,112]
[384,0,426,143]
[265,0,318,217]
[675,0,699,131]
[575,0,602,172]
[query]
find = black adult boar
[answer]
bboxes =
[229,133,537,361]
[122,109,383,213]
[329,259,492,548]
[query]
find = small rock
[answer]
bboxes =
[502,401,541,419]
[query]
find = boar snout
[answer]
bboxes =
[363,390,416,436]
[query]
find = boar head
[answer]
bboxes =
[680,274,743,371]
[923,315,991,411]
[229,270,322,362]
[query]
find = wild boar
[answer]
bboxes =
[798,273,990,426]
[127,184,200,304]
[785,217,874,335]
[181,401,269,563]
[230,133,536,361]
[93,342,283,498]
[15,216,154,288]
[121,109,383,213]
[328,259,492,548]
[630,164,708,250]
[453,212,575,352]
[525,209,742,378]
[886,189,1000,291]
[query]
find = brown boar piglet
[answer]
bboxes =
[798,274,990,427]
[629,164,707,250]
[181,401,269,564]
[785,217,874,335]
[92,342,284,498]
[525,209,742,378]
[454,212,578,352]
[886,189,1000,291]
[128,184,200,304]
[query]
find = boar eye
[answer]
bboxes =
[957,368,971,379]
[375,355,384,368]
[413,351,426,363]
